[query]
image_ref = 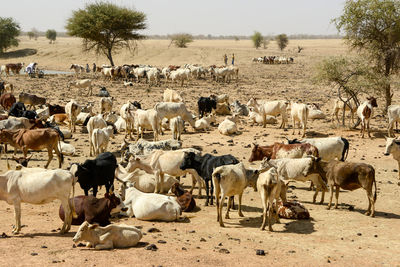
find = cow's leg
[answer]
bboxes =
[268,202,273,231]
[92,186,98,197]
[260,197,267,231]
[312,187,318,204]
[365,190,372,216]
[320,188,325,204]
[237,193,244,217]
[225,196,231,219]
[54,144,62,168]
[292,117,295,134]
[12,201,22,234]
[44,149,53,169]
[214,184,220,222]
[219,193,225,227]
[204,180,210,206]
[95,239,113,250]
[327,185,334,210]
[388,119,394,137]
[334,186,340,209]
[210,181,214,206]
[274,197,280,224]
[367,118,371,138]
[60,198,71,234]
[84,188,89,196]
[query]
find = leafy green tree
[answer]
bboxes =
[27,31,35,40]
[46,29,57,43]
[66,2,146,66]
[275,34,288,51]
[251,31,263,49]
[334,0,400,111]
[0,17,20,54]
[170,33,193,48]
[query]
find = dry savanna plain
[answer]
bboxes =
[0,37,399,266]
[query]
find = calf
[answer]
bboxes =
[87,115,107,156]
[0,93,16,110]
[170,116,184,140]
[290,102,309,137]
[180,152,239,205]
[171,182,196,212]
[384,137,400,179]
[320,160,377,216]
[72,221,142,250]
[65,99,81,133]
[70,152,117,197]
[257,167,283,231]
[59,193,125,226]
[357,97,378,138]
[332,98,358,126]
[18,92,46,109]
[198,97,217,118]
[212,162,259,227]
[249,142,319,162]
[92,125,114,156]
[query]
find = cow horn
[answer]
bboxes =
[26,154,33,161]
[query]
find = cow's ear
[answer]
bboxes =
[89,224,99,230]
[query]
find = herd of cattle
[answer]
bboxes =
[252,56,294,64]
[0,60,400,250]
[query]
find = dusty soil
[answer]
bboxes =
[0,37,399,266]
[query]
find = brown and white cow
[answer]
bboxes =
[357,97,378,138]
[0,128,63,168]
[248,142,319,162]
[5,63,24,76]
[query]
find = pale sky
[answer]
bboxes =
[1,0,345,36]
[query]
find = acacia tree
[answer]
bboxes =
[334,0,400,111]
[46,29,57,44]
[0,17,20,54]
[251,31,263,49]
[275,34,288,51]
[170,33,193,48]
[66,2,146,66]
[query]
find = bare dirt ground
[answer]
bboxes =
[0,37,399,266]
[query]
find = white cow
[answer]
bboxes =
[68,79,92,96]
[257,167,283,231]
[0,168,76,234]
[290,102,309,138]
[120,182,181,221]
[387,105,400,137]
[87,115,107,156]
[195,114,216,131]
[92,125,114,156]
[65,99,81,133]
[384,137,400,179]
[218,115,238,135]
[75,112,91,125]
[170,69,190,87]
[58,141,76,156]
[247,98,288,128]
[249,110,277,126]
[120,102,136,140]
[332,98,358,125]
[134,109,160,141]
[114,116,126,132]
[260,157,327,204]
[212,163,259,227]
[121,138,182,161]
[170,116,184,140]
[163,88,183,103]
[146,68,160,86]
[307,103,326,120]
[73,221,142,250]
[154,102,195,128]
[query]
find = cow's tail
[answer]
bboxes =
[70,177,78,219]
[57,134,64,165]
[373,169,377,203]
[340,137,349,161]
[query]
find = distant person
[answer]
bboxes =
[92,63,97,73]
[224,54,228,65]
[86,64,90,73]
[232,53,235,65]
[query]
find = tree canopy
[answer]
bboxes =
[46,29,57,43]
[251,31,263,49]
[334,0,400,111]
[170,33,193,48]
[66,2,147,66]
[275,34,288,51]
[0,17,20,54]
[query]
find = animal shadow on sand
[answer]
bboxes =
[0,48,37,59]
[238,216,315,234]
[13,231,76,238]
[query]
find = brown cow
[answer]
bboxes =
[46,103,65,115]
[51,113,69,125]
[18,92,46,110]
[171,182,196,212]
[5,63,24,76]
[318,160,377,217]
[0,128,63,168]
[0,93,16,110]
[249,142,319,162]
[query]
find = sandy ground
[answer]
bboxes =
[0,37,399,266]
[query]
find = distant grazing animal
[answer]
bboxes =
[0,128,63,168]
[248,142,319,162]
[59,193,126,226]
[307,103,325,120]
[180,152,239,206]
[357,97,378,138]
[212,162,259,227]
[171,182,196,212]
[0,93,16,110]
[134,108,161,141]
[0,167,76,234]
[70,64,85,77]
[98,87,110,97]
[72,221,142,250]
[18,92,46,109]
[70,152,117,197]
[198,96,217,118]
[92,125,114,156]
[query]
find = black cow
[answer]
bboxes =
[8,102,26,117]
[59,193,125,226]
[180,152,239,206]
[72,152,117,197]
[21,110,37,120]
[198,97,217,118]
[98,87,110,97]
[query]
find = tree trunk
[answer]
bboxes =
[385,83,391,112]
[107,48,114,67]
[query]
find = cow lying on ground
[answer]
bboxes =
[59,193,126,226]
[121,138,182,161]
[0,167,76,234]
[70,152,117,197]
[171,182,196,212]
[249,142,319,162]
[72,221,142,250]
